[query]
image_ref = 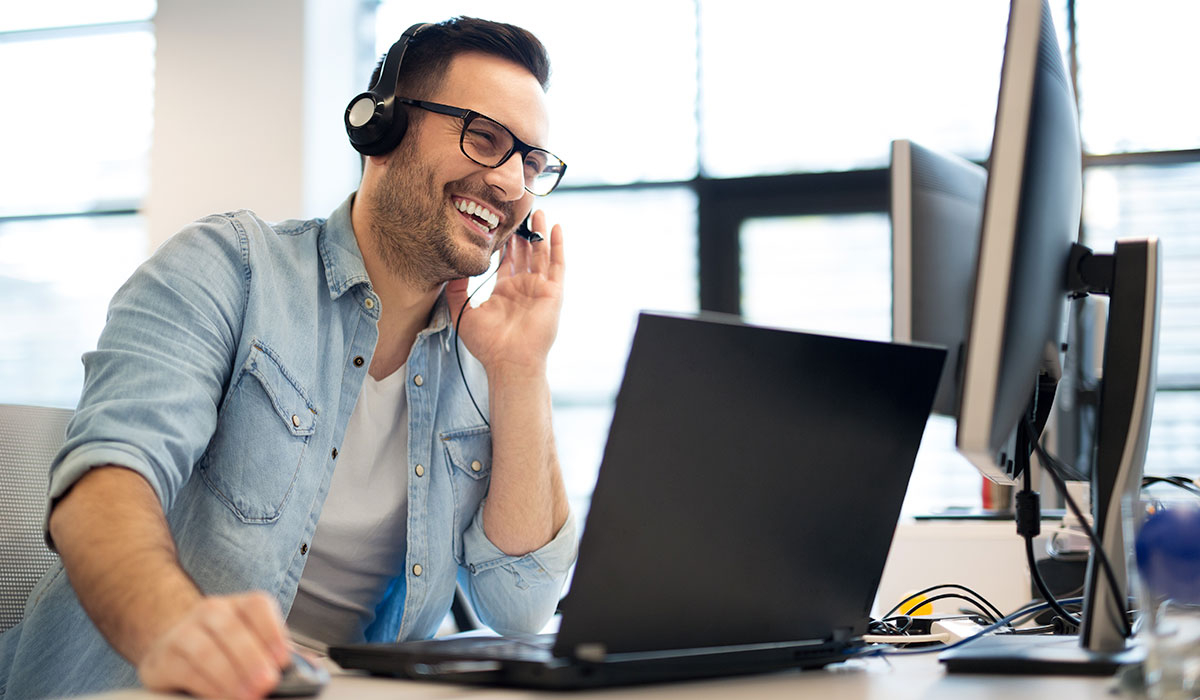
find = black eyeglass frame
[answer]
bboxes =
[397,98,567,196]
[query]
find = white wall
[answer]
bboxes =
[147,0,365,251]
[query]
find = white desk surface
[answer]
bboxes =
[81,652,1132,700]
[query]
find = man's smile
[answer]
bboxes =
[452,195,502,236]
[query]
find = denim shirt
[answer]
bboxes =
[0,194,577,698]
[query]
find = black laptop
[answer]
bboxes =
[330,312,946,688]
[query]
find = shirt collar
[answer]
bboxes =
[318,193,371,301]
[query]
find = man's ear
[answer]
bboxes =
[360,152,392,177]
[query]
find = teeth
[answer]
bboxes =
[455,198,500,231]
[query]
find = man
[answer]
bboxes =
[0,17,575,699]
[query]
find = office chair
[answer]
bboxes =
[0,404,72,632]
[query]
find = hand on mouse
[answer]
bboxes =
[137,591,292,700]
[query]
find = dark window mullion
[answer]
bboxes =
[695,170,890,315]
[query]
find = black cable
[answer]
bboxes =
[870,615,916,636]
[1142,475,1200,497]
[1025,533,1081,629]
[881,584,1006,624]
[454,250,508,429]
[455,292,490,428]
[1017,439,1082,629]
[900,593,998,623]
[858,597,1085,658]
[1026,417,1132,638]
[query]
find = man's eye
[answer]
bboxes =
[467,129,499,145]
[524,153,548,172]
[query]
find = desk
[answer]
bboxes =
[81,653,1131,700]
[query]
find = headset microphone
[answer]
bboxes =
[516,216,543,243]
[345,22,429,156]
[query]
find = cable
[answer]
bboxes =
[455,292,490,427]
[1142,475,1200,497]
[899,594,998,623]
[856,597,1085,658]
[1026,417,1132,638]
[880,584,1006,624]
[453,250,508,429]
[1024,534,1081,629]
[1017,437,1082,630]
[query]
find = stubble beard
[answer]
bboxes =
[368,140,507,290]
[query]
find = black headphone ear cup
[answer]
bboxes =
[346,96,411,156]
[378,103,409,155]
[347,22,428,157]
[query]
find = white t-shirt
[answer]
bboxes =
[287,366,410,648]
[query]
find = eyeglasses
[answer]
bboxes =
[398,98,567,196]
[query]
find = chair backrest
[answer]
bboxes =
[0,404,72,632]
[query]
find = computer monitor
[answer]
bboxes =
[890,139,987,417]
[938,0,1162,674]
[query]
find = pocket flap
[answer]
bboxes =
[441,426,492,479]
[245,342,317,436]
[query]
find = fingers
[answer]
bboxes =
[547,222,565,284]
[234,592,292,667]
[526,211,548,276]
[508,227,531,274]
[138,592,290,700]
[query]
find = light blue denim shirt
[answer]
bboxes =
[0,194,577,698]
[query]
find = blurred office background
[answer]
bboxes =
[1,0,1196,520]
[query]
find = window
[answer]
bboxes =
[0,4,155,408]
[740,213,891,340]
[1083,163,1200,480]
[1075,1,1200,154]
[374,1,1200,515]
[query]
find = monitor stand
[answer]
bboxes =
[941,238,1161,675]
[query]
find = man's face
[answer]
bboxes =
[369,51,551,284]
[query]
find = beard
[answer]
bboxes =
[367,138,513,289]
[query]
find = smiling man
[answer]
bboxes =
[0,17,575,700]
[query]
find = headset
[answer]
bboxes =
[345,21,540,243]
[345,22,429,157]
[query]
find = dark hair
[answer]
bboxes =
[370,16,551,99]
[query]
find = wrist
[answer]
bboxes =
[484,359,549,385]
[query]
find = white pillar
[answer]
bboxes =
[147,0,366,251]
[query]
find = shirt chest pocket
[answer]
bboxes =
[441,426,492,557]
[199,341,318,523]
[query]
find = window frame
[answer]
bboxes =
[548,0,1199,488]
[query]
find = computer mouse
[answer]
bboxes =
[269,651,330,697]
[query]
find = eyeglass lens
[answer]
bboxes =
[461,116,563,195]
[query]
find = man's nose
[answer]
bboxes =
[484,152,528,201]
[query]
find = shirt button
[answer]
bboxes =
[331,448,338,459]
[470,460,482,472]
[412,564,423,577]
[415,464,425,477]
[291,414,300,428]
[413,374,424,387]
[300,543,309,555]
[363,297,375,310]
[353,356,364,367]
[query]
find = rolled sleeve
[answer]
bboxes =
[44,442,161,550]
[461,506,578,635]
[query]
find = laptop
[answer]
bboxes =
[330,312,946,688]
